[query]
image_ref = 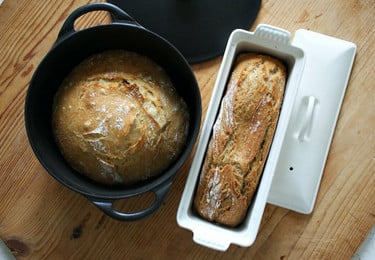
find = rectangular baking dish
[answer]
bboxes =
[177,24,305,251]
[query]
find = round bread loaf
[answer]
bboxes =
[52,50,189,185]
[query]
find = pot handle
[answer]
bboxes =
[88,180,173,221]
[58,2,137,39]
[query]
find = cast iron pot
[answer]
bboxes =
[24,3,202,221]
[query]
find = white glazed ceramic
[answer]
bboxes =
[177,24,305,251]
[267,29,357,213]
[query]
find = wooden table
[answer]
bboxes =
[1,0,374,259]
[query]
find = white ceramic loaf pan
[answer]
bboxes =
[177,24,305,251]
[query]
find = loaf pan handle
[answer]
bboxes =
[192,230,231,251]
[57,2,138,39]
[88,181,173,221]
[297,96,317,142]
[254,24,291,45]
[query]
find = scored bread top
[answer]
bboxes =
[194,53,286,227]
[52,50,189,185]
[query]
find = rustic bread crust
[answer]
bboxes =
[52,50,189,185]
[194,53,286,227]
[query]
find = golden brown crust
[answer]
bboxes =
[52,50,189,185]
[194,53,286,227]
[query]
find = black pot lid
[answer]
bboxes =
[107,0,261,63]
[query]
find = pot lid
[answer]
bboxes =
[107,0,261,63]
[267,29,357,214]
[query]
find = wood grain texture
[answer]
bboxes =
[0,0,374,259]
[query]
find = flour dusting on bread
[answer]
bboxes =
[52,50,189,185]
[194,53,286,227]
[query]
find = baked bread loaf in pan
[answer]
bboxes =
[52,50,189,185]
[194,53,286,227]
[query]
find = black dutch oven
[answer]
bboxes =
[24,3,202,221]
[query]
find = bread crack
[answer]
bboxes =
[194,53,286,227]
